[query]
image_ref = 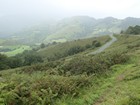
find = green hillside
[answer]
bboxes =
[122,25,140,35]
[8,16,140,44]
[38,35,110,61]
[0,39,31,57]
[2,45,31,56]
[0,34,140,105]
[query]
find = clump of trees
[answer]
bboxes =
[47,40,101,61]
[0,52,44,70]
[0,54,9,70]
[40,43,46,48]
[67,46,84,55]
[121,25,140,35]
[0,54,23,70]
[24,54,43,65]
[0,39,102,70]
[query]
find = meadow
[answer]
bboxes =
[0,45,31,56]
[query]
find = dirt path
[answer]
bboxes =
[89,35,117,55]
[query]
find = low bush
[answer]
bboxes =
[120,96,140,105]
[128,96,140,105]
[0,75,91,105]
[20,60,63,74]
[60,50,129,75]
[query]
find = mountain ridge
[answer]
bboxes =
[1,16,140,44]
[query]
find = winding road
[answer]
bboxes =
[89,35,117,55]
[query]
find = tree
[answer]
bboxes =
[95,41,101,47]
[124,25,140,35]
[40,43,45,48]
[85,44,92,49]
[7,57,23,68]
[0,54,9,70]
[24,54,44,65]
[67,46,84,55]
[92,40,97,46]
[120,30,124,34]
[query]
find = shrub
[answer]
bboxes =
[120,96,140,105]
[60,50,129,75]
[128,96,140,105]
[20,60,62,74]
[61,56,94,75]
[24,54,43,65]
[7,57,23,68]
[67,46,84,55]
[85,44,92,49]
[0,54,10,70]
[1,75,91,105]
[94,41,101,47]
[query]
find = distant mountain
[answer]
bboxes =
[0,15,54,37]
[1,16,140,44]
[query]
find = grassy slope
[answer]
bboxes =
[56,35,140,105]
[98,64,140,105]
[96,36,140,105]
[0,38,31,56]
[0,35,140,105]
[1,45,31,56]
[38,36,110,61]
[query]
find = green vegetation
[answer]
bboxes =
[2,16,140,44]
[0,36,109,70]
[0,52,44,70]
[97,64,140,105]
[39,36,110,61]
[121,25,140,35]
[23,53,44,65]
[0,45,31,56]
[2,45,31,56]
[0,34,140,105]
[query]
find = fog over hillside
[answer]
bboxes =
[0,16,140,44]
[0,0,140,38]
[0,15,56,37]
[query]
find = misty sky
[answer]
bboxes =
[0,0,140,19]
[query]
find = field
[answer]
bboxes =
[0,45,31,56]
[0,35,140,105]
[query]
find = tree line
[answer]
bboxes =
[121,25,140,35]
[0,51,43,70]
[0,40,101,70]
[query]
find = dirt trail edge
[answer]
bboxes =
[89,35,117,55]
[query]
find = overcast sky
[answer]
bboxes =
[0,0,140,19]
